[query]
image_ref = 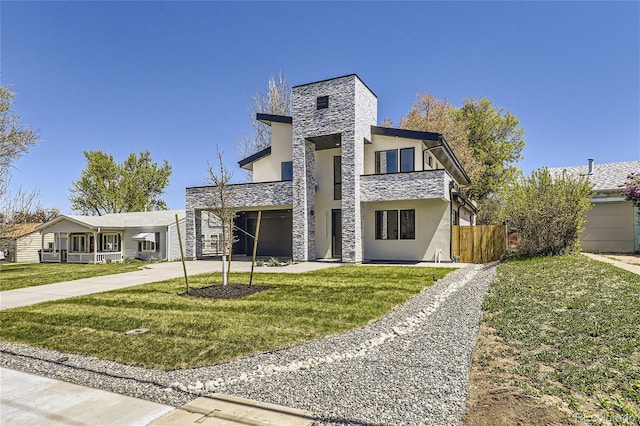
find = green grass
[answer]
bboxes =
[482,255,639,424]
[0,261,147,291]
[0,265,453,370]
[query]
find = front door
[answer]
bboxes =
[332,209,342,259]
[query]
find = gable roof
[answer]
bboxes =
[548,160,639,191]
[37,210,186,232]
[0,223,42,239]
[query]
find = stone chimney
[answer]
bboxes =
[588,157,594,175]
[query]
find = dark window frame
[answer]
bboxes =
[375,149,398,174]
[400,147,415,172]
[375,210,399,240]
[317,96,329,110]
[400,209,416,240]
[281,161,293,181]
[333,156,341,200]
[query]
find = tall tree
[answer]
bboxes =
[399,94,485,193]
[236,71,292,160]
[455,97,525,201]
[0,84,40,232]
[69,150,171,215]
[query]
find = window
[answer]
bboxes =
[400,148,415,172]
[375,209,415,240]
[102,233,119,252]
[375,148,414,174]
[71,234,86,252]
[47,242,54,250]
[138,232,160,252]
[317,95,329,110]
[375,150,398,174]
[400,209,415,239]
[375,210,398,240]
[281,161,293,181]
[427,155,433,168]
[333,156,341,200]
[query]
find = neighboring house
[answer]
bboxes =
[0,223,54,263]
[36,210,187,263]
[186,74,476,263]
[549,158,640,253]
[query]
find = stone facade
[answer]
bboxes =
[185,181,293,258]
[291,74,377,262]
[360,170,450,202]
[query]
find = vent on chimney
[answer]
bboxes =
[588,157,594,175]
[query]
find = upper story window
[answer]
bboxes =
[400,148,415,172]
[334,156,341,200]
[281,161,293,181]
[427,154,433,168]
[317,96,329,110]
[375,147,415,174]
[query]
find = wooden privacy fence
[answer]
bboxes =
[452,224,507,263]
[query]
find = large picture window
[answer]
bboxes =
[375,150,398,174]
[375,148,415,174]
[138,232,160,252]
[102,233,119,252]
[375,209,415,240]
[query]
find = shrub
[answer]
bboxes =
[502,168,592,257]
[620,172,640,205]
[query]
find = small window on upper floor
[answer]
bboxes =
[317,96,329,110]
[427,154,433,168]
[281,161,293,181]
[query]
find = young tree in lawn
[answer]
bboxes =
[69,150,171,215]
[0,84,40,239]
[205,147,237,284]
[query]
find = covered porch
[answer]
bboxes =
[40,230,126,264]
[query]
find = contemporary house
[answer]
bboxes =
[0,223,54,263]
[549,159,639,253]
[36,210,187,263]
[186,74,476,263]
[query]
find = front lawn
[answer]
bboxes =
[467,255,639,424]
[0,261,147,291]
[0,266,453,370]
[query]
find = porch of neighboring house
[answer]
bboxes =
[40,231,125,264]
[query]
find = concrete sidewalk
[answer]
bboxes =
[0,260,341,311]
[582,252,640,275]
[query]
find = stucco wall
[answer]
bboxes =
[252,123,293,182]
[581,201,635,252]
[362,199,451,262]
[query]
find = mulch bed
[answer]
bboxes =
[181,284,274,300]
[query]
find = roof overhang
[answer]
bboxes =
[371,126,471,186]
[256,113,292,126]
[307,133,342,150]
[238,146,272,170]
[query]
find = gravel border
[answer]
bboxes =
[0,263,496,425]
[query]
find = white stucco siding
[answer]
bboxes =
[16,233,54,263]
[581,201,634,253]
[362,199,451,262]
[252,123,293,183]
[364,135,425,175]
[314,147,342,258]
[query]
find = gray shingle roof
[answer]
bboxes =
[40,210,186,231]
[548,160,639,191]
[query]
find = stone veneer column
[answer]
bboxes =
[292,74,377,262]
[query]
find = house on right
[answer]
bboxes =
[549,158,640,253]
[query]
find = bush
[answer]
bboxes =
[502,168,592,257]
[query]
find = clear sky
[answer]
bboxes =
[2,1,639,214]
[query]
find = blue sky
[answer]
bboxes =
[3,1,638,214]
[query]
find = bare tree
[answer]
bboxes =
[236,71,292,161]
[0,84,40,241]
[205,147,238,283]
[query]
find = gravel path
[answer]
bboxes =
[0,263,496,425]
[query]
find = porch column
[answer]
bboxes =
[120,231,124,261]
[40,233,44,263]
[93,231,98,263]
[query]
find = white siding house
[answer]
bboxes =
[0,224,54,263]
[37,210,187,263]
